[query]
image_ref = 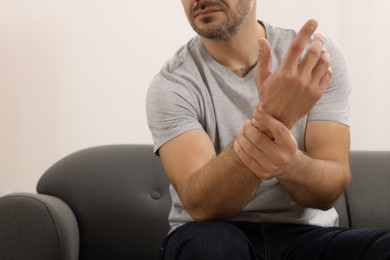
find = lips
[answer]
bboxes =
[192,1,226,19]
[194,8,221,18]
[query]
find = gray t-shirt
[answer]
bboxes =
[146,22,350,232]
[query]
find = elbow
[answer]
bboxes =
[178,183,237,223]
[299,198,336,211]
[316,179,352,211]
[184,199,210,223]
[192,212,234,223]
[182,194,236,223]
[191,212,218,223]
[319,167,351,211]
[317,200,336,211]
[185,199,233,223]
[318,193,344,211]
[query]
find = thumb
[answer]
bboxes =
[256,38,271,86]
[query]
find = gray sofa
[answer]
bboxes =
[0,144,389,260]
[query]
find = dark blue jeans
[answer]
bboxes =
[159,222,390,260]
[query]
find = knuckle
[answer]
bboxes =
[275,153,289,166]
[305,85,321,100]
[295,76,310,88]
[268,164,280,174]
[260,172,273,180]
[253,165,266,178]
[326,68,333,78]
[307,47,321,58]
[287,142,298,154]
[256,169,274,180]
[314,34,326,44]
[312,89,323,100]
[280,68,293,82]
[319,54,330,68]
[275,125,286,138]
[290,42,305,54]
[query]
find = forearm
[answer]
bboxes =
[182,143,260,222]
[277,150,350,210]
[234,113,351,211]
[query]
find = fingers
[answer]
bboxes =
[243,120,275,152]
[310,47,330,81]
[256,38,272,85]
[282,19,318,70]
[252,110,292,147]
[285,25,332,100]
[298,34,332,97]
[318,67,333,93]
[234,122,274,179]
[235,114,298,178]
[299,34,326,75]
[233,140,272,180]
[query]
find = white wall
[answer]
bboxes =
[1,0,389,195]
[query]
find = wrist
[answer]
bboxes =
[278,150,306,182]
[257,103,296,129]
[283,118,296,130]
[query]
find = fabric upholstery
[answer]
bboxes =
[347,151,390,228]
[36,144,171,260]
[1,145,389,260]
[0,193,79,260]
[334,193,350,228]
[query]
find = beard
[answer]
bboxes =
[190,0,254,41]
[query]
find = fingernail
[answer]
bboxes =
[315,33,325,44]
[308,20,317,30]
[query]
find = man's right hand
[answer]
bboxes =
[255,19,332,129]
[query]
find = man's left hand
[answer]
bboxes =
[234,109,301,180]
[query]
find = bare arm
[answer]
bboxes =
[159,129,260,222]
[235,19,350,209]
[234,111,350,210]
[159,20,339,222]
[278,120,350,209]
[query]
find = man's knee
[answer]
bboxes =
[164,222,256,260]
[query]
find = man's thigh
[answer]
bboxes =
[268,224,390,260]
[160,222,390,260]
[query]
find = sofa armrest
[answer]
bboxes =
[0,193,79,260]
[348,151,390,228]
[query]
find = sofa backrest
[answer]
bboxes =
[36,145,390,259]
[37,144,171,260]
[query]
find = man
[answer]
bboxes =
[146,0,390,259]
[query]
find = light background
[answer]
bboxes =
[1,0,389,195]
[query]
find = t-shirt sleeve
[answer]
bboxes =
[307,38,351,126]
[146,73,203,155]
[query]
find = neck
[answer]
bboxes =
[201,8,265,76]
